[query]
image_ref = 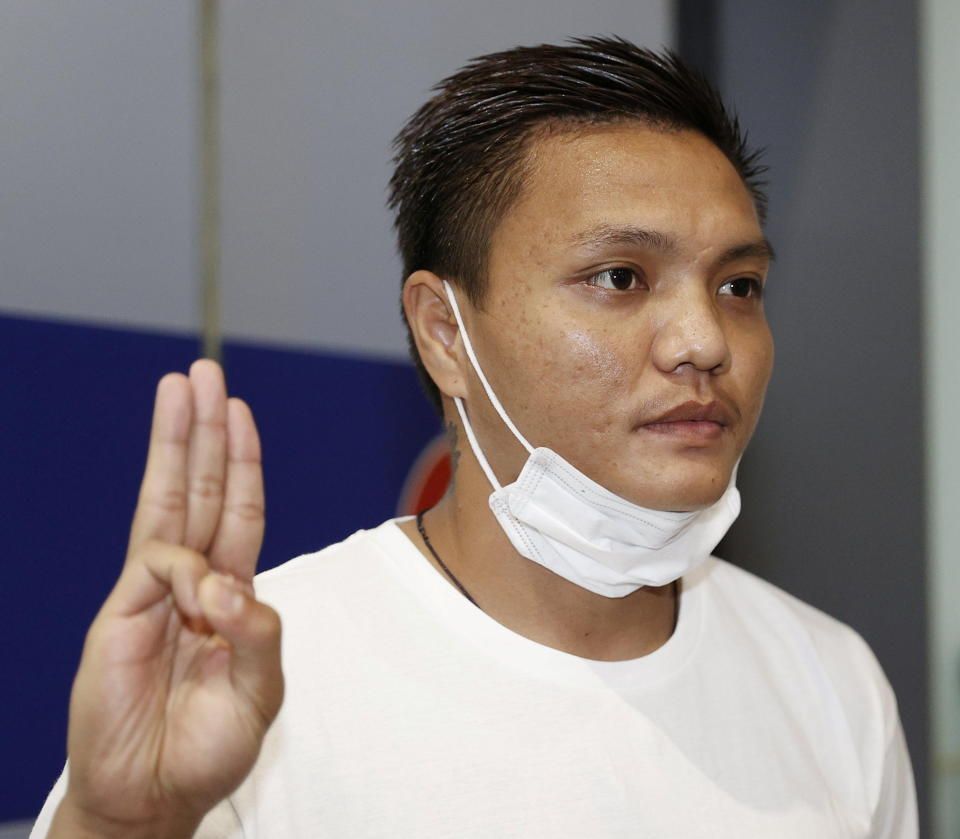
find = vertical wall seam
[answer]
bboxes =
[675,0,719,85]
[199,0,222,363]
[921,0,960,833]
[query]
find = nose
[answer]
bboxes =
[650,290,731,376]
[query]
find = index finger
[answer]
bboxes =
[127,373,193,556]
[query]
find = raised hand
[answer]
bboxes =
[49,360,283,839]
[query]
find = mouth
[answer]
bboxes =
[637,400,734,443]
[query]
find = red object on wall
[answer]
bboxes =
[397,434,451,515]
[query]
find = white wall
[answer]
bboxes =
[0,821,30,839]
[0,1,671,353]
[922,0,960,833]
[217,0,672,358]
[0,1,199,333]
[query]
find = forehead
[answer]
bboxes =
[488,123,762,264]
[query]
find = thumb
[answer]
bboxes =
[198,573,284,726]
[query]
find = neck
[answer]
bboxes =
[397,442,678,662]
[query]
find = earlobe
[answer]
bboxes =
[402,271,468,399]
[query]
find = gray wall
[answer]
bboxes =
[217,0,672,359]
[713,0,928,829]
[0,1,198,333]
[0,0,671,356]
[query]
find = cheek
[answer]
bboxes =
[734,331,775,417]
[564,328,630,383]
[519,323,636,433]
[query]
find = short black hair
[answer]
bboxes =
[389,35,767,411]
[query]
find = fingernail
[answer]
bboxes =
[214,573,244,615]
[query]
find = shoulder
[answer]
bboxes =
[699,558,903,797]
[696,559,916,831]
[702,558,891,704]
[702,558,870,649]
[249,518,423,654]
[253,518,407,602]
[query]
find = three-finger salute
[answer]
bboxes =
[46,361,283,839]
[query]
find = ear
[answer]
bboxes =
[402,270,468,399]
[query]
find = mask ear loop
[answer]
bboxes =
[453,395,502,491]
[443,280,535,454]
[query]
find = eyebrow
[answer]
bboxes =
[718,239,777,265]
[570,224,776,265]
[572,224,679,255]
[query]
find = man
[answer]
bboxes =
[33,36,917,837]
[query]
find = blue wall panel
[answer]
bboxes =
[2,313,439,820]
[221,340,442,569]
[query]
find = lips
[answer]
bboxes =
[638,400,735,442]
[644,400,734,426]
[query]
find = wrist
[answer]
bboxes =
[49,793,200,839]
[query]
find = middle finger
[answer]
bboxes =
[183,359,229,553]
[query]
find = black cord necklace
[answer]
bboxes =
[416,510,480,609]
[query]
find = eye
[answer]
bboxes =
[585,267,643,291]
[718,276,763,299]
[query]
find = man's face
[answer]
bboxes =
[456,122,774,511]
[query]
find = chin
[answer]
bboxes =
[617,462,735,512]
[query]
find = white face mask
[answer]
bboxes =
[443,280,741,598]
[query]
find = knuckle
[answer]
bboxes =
[131,539,202,568]
[134,537,171,556]
[250,603,282,645]
[223,499,265,523]
[195,416,228,433]
[189,473,225,501]
[143,486,188,514]
[83,614,110,652]
[264,607,282,639]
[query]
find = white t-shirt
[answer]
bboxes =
[32,518,917,838]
